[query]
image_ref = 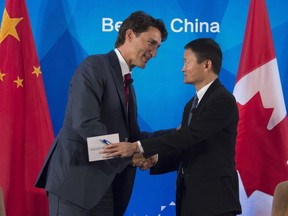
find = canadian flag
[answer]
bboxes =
[233,0,288,215]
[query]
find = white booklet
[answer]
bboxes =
[87,133,119,162]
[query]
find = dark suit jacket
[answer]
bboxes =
[35,50,143,212]
[145,79,242,216]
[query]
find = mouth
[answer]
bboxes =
[144,52,152,62]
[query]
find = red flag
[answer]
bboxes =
[233,0,288,214]
[0,0,54,215]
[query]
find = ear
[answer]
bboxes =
[125,29,134,42]
[204,60,212,69]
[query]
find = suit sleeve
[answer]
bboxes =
[141,89,238,155]
[150,149,181,174]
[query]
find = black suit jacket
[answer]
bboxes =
[35,51,143,212]
[145,79,242,216]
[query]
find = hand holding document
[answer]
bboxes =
[101,142,139,158]
[87,133,119,162]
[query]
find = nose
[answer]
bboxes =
[182,65,185,72]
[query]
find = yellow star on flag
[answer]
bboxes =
[32,66,42,77]
[0,71,6,81]
[13,76,24,88]
[0,8,23,43]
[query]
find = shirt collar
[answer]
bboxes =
[196,80,215,103]
[114,49,131,78]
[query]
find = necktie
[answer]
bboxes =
[188,94,199,125]
[124,73,131,111]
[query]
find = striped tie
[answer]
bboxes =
[124,73,132,111]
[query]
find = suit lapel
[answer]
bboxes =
[107,51,130,126]
[108,51,126,106]
[196,78,222,111]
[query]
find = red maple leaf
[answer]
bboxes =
[236,92,288,197]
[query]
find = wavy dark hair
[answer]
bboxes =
[115,11,168,48]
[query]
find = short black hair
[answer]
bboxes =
[184,38,222,75]
[115,11,168,48]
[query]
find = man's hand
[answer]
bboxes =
[132,154,158,171]
[100,142,139,158]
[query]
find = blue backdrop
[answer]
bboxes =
[1,0,287,215]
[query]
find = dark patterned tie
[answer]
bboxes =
[124,73,132,111]
[188,94,199,125]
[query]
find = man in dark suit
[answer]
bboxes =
[102,38,242,216]
[35,11,168,216]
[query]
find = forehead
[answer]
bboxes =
[184,49,196,60]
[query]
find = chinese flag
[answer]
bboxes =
[233,0,288,215]
[0,0,54,215]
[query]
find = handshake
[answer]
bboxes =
[100,141,157,171]
[131,154,157,171]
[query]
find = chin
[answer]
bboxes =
[184,80,192,84]
[138,63,146,69]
